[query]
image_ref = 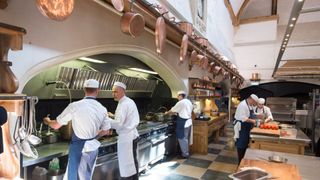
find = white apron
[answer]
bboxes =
[117,130,137,177]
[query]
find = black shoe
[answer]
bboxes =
[177,155,189,159]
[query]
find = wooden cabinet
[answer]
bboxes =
[190,113,228,154]
[250,139,306,155]
[188,78,220,99]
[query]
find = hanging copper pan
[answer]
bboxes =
[196,54,205,67]
[120,12,145,38]
[155,16,166,54]
[208,62,215,73]
[202,56,208,69]
[189,50,197,70]
[195,37,209,47]
[111,0,125,12]
[36,0,74,21]
[179,34,188,62]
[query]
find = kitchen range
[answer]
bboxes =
[22,119,175,179]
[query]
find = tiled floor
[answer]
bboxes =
[140,124,237,180]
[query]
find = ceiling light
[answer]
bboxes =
[281,49,285,51]
[298,0,303,2]
[286,34,290,37]
[289,24,294,27]
[78,57,107,64]
[285,38,288,41]
[128,67,158,75]
[284,42,287,44]
[282,45,286,47]
[292,17,296,21]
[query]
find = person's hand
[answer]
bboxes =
[43,117,51,125]
[108,112,114,118]
[106,129,113,136]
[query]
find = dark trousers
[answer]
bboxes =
[121,138,139,180]
[237,147,247,165]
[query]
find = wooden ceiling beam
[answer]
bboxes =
[224,0,237,26]
[236,0,250,26]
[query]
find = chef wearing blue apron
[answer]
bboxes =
[166,91,193,159]
[108,82,140,180]
[44,79,111,180]
[233,94,259,164]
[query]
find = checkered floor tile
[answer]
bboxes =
[139,125,238,179]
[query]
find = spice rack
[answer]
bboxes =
[188,78,219,99]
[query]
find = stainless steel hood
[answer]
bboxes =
[22,56,162,99]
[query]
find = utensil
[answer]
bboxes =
[27,134,42,146]
[36,0,75,21]
[179,34,188,62]
[155,15,166,54]
[268,155,288,163]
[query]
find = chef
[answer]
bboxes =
[108,81,139,179]
[255,98,273,123]
[43,79,111,180]
[166,91,193,159]
[233,94,259,164]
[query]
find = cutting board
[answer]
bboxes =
[239,159,301,180]
[251,127,280,137]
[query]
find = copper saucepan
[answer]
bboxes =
[36,0,74,21]
[189,50,198,70]
[178,22,193,36]
[120,1,145,38]
[155,16,166,54]
[179,34,188,62]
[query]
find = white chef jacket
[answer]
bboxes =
[57,98,111,139]
[108,96,140,177]
[109,96,139,138]
[171,98,193,127]
[255,106,273,121]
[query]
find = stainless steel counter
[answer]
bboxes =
[244,148,320,180]
[250,129,311,144]
[23,121,168,167]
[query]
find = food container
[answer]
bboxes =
[47,170,65,180]
[229,169,271,180]
[268,155,288,163]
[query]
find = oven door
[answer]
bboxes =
[137,140,152,172]
[149,134,168,164]
[92,152,120,180]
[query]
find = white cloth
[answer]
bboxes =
[57,98,111,139]
[233,121,241,140]
[255,106,273,121]
[171,99,193,127]
[108,96,139,177]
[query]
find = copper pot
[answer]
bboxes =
[178,22,193,36]
[189,50,197,70]
[36,0,74,21]
[155,16,166,54]
[195,37,209,47]
[120,12,145,38]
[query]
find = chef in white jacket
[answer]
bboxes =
[44,79,111,180]
[255,98,273,123]
[108,81,140,180]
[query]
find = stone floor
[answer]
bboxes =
[140,124,237,180]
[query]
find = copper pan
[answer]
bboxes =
[111,0,124,12]
[189,50,198,70]
[36,0,74,21]
[155,16,166,54]
[202,56,208,69]
[178,22,193,36]
[195,37,209,47]
[179,34,188,62]
[120,12,145,38]
[208,62,215,73]
[196,54,206,68]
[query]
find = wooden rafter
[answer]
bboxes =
[224,0,237,26]
[235,0,250,26]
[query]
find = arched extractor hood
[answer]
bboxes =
[22,54,172,99]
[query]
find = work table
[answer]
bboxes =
[190,113,228,154]
[242,148,320,180]
[250,128,311,155]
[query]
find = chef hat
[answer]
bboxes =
[258,98,265,105]
[113,81,126,90]
[84,79,99,88]
[177,91,186,95]
[250,94,259,102]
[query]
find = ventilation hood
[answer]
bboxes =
[22,54,165,99]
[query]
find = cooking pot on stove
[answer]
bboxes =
[154,113,165,121]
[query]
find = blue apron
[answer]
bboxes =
[68,96,96,180]
[176,115,188,139]
[234,100,255,149]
